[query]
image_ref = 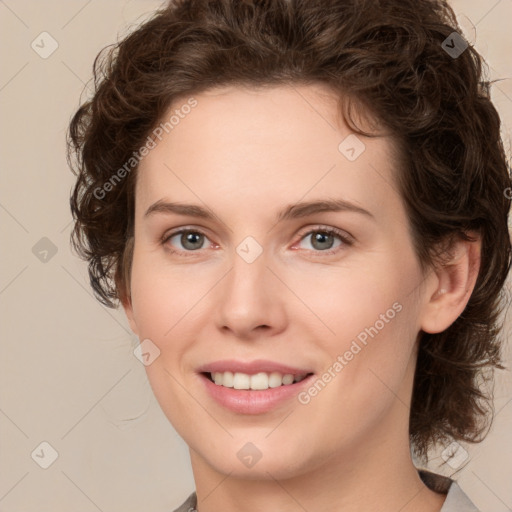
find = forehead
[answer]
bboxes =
[135,84,400,222]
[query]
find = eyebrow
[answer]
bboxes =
[144,198,374,223]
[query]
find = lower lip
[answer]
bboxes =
[199,373,315,414]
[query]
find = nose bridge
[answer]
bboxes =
[225,240,271,311]
[215,236,285,336]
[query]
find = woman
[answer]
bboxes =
[67,0,511,510]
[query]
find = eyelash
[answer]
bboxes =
[161,226,353,257]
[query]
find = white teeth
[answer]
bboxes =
[233,372,250,389]
[222,371,234,387]
[211,371,308,390]
[268,371,283,388]
[250,372,269,390]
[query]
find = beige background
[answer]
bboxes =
[0,1,511,510]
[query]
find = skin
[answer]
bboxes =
[123,84,481,512]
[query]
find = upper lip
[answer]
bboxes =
[197,359,313,376]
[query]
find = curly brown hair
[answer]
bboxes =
[67,0,511,460]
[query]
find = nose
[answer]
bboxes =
[214,244,287,340]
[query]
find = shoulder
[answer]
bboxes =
[419,470,481,512]
[171,491,197,512]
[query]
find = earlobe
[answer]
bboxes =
[420,234,481,334]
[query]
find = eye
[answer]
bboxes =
[162,229,211,254]
[294,227,353,255]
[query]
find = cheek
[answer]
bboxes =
[290,252,422,399]
[128,254,211,434]
[292,287,418,454]
[129,252,207,340]
[289,254,418,344]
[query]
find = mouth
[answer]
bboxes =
[196,360,315,414]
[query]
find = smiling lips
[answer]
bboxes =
[197,359,314,413]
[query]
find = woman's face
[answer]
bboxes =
[124,84,436,479]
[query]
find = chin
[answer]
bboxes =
[192,437,317,480]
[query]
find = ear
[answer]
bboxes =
[420,233,482,334]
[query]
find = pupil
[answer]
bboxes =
[313,232,333,250]
[183,232,203,250]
